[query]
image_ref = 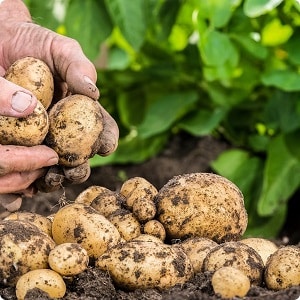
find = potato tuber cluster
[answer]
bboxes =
[1,56,105,191]
[1,172,299,299]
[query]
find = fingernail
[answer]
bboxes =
[47,156,59,166]
[83,75,98,93]
[11,91,33,112]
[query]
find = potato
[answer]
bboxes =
[4,211,52,237]
[90,188,124,217]
[143,220,166,241]
[5,56,54,109]
[48,243,89,276]
[45,94,104,167]
[63,161,91,185]
[0,220,56,286]
[120,177,158,210]
[107,209,141,241]
[180,237,218,273]
[96,240,193,290]
[240,237,278,266]
[15,269,66,300]
[202,241,264,286]
[75,185,110,206]
[132,197,156,223]
[211,266,250,298]
[0,100,49,146]
[131,234,164,243]
[264,246,300,290]
[156,173,248,243]
[51,203,121,259]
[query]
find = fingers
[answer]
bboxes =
[0,145,58,176]
[0,194,22,212]
[98,106,119,156]
[0,77,38,117]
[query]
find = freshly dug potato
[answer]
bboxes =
[107,209,141,241]
[4,211,52,237]
[264,246,300,290]
[0,220,56,286]
[45,94,104,167]
[180,237,218,273]
[211,266,251,298]
[63,161,91,185]
[51,203,121,259]
[0,100,49,146]
[15,269,66,300]
[5,56,54,109]
[96,240,193,290]
[120,177,158,210]
[240,237,278,266]
[75,185,110,206]
[132,197,156,223]
[202,241,264,286]
[48,243,89,276]
[131,234,164,243]
[143,220,166,241]
[156,173,248,243]
[90,188,124,218]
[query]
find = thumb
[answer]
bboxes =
[0,77,38,117]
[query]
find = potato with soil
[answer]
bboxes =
[5,56,54,109]
[0,220,56,286]
[96,240,193,290]
[45,94,104,167]
[0,100,49,146]
[16,269,66,300]
[75,185,113,206]
[156,173,248,243]
[202,241,264,286]
[51,203,121,259]
[264,245,300,290]
[143,220,166,241]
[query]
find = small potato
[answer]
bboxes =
[0,220,56,286]
[240,237,278,266]
[180,237,218,273]
[203,241,264,286]
[5,56,54,109]
[63,161,91,185]
[52,203,121,259]
[0,100,49,146]
[16,269,66,300]
[120,177,158,210]
[75,185,110,206]
[264,246,300,290]
[45,94,104,167]
[96,240,193,290]
[131,234,164,243]
[4,211,52,237]
[90,188,124,217]
[143,220,166,241]
[107,209,141,241]
[48,243,89,276]
[156,173,248,243]
[212,266,251,298]
[132,197,156,223]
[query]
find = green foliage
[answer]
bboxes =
[27,0,300,238]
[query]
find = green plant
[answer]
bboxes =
[25,0,300,238]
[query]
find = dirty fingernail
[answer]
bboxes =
[83,75,98,94]
[11,91,33,112]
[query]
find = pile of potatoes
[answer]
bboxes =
[1,172,300,299]
[0,56,105,191]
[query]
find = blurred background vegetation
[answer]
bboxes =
[25,0,300,238]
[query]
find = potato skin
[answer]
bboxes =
[96,240,193,290]
[0,220,56,286]
[156,173,248,243]
[51,203,121,259]
[5,56,54,109]
[45,94,104,167]
[0,100,49,146]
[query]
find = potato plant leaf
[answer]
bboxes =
[243,0,284,17]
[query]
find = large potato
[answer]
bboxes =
[51,203,121,259]
[156,173,247,243]
[0,100,49,146]
[96,240,193,290]
[5,56,54,109]
[0,220,56,286]
[45,94,104,167]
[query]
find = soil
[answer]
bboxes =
[1,133,300,300]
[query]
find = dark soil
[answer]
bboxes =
[1,133,300,300]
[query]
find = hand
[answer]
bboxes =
[0,0,119,215]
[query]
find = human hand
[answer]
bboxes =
[0,0,119,214]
